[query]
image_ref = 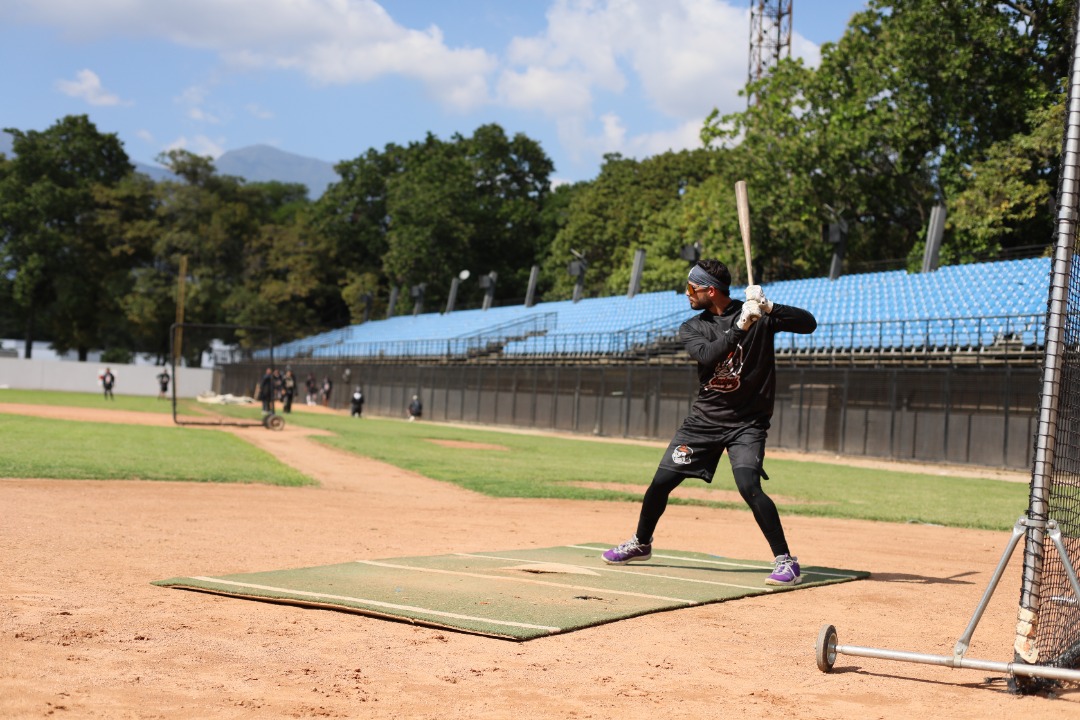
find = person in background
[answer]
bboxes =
[156,368,170,400]
[281,369,296,414]
[305,373,318,406]
[100,368,116,400]
[321,376,333,407]
[350,386,365,418]
[258,367,274,414]
[407,394,423,422]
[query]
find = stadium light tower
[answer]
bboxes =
[748,0,793,106]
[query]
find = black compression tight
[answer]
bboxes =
[635,467,790,558]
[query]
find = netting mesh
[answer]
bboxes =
[1023,249,1080,669]
[170,323,277,428]
[1022,6,1080,667]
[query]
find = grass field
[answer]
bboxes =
[0,388,177,413]
[0,389,1030,529]
[0,411,312,486]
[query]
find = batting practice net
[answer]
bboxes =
[169,323,280,429]
[1014,8,1080,689]
[1015,243,1080,683]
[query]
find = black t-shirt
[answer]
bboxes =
[679,301,816,427]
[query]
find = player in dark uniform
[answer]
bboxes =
[601,259,817,585]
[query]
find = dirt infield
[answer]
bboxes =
[2,404,1077,718]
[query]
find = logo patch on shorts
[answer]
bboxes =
[671,444,694,465]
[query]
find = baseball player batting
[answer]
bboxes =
[601,257,817,585]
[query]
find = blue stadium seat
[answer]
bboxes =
[264,258,1052,361]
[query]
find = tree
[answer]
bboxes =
[544,149,713,299]
[313,146,402,323]
[0,115,133,359]
[460,123,554,303]
[223,181,327,340]
[383,133,476,309]
[946,99,1064,262]
[90,172,163,359]
[702,0,1073,276]
[319,124,555,315]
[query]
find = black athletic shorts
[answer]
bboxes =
[657,416,768,483]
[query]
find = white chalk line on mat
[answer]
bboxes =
[456,552,770,592]
[187,576,561,632]
[355,560,698,604]
[568,544,864,580]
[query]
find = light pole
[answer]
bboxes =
[479,271,497,311]
[445,270,470,313]
[568,250,587,303]
[410,283,426,316]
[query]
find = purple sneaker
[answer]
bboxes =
[602,536,652,565]
[765,554,801,586]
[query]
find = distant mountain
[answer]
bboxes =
[1,133,337,199]
[215,145,339,199]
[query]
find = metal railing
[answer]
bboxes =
[269,312,1046,367]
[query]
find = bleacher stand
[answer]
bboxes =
[268,258,1050,362]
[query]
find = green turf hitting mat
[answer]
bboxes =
[153,544,869,640]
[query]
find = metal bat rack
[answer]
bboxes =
[815,516,1080,685]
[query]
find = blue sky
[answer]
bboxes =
[0,0,870,185]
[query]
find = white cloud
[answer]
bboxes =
[557,113,707,170]
[166,134,225,159]
[8,0,828,178]
[7,0,498,112]
[135,129,154,143]
[494,0,760,175]
[55,69,128,106]
[496,66,592,114]
[497,0,749,121]
[622,118,708,158]
[187,107,220,123]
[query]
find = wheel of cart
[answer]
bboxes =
[816,624,838,672]
[263,413,286,431]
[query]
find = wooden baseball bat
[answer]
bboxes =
[734,180,754,286]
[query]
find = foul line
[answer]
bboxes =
[568,545,862,580]
[187,576,560,632]
[456,553,770,592]
[355,560,698,604]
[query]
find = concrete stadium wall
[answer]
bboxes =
[221,360,1040,471]
[0,357,214,397]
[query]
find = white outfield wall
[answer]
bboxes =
[0,357,214,397]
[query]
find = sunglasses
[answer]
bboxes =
[686,282,708,294]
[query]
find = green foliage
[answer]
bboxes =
[702,0,1071,278]
[544,150,714,299]
[99,347,134,364]
[945,100,1064,262]
[0,115,133,358]
[317,124,554,313]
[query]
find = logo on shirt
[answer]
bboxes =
[671,444,694,465]
[705,344,744,393]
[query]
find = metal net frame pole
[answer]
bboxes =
[1014,0,1080,673]
[816,0,1080,688]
